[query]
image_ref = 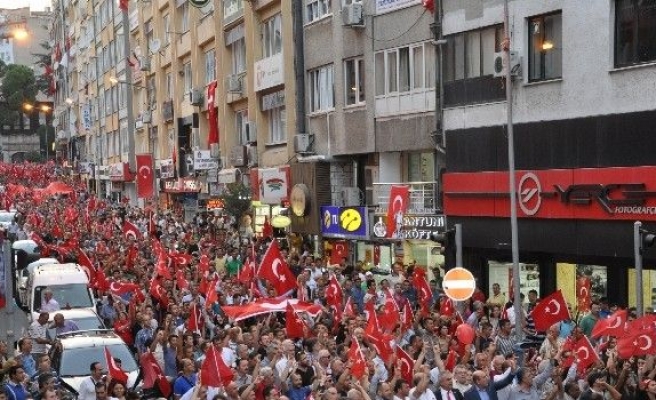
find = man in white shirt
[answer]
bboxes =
[78,362,105,400]
[41,289,60,313]
[28,312,52,357]
[409,371,437,400]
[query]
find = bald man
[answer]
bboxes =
[463,363,515,400]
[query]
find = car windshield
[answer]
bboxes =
[48,316,105,339]
[59,343,138,377]
[34,285,94,310]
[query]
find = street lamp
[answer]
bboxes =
[23,102,54,161]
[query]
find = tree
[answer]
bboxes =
[220,182,252,228]
[0,64,38,128]
[32,40,52,94]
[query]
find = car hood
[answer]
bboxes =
[61,370,140,393]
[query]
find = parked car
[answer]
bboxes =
[50,330,139,394]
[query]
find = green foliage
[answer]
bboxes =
[0,64,38,128]
[220,182,252,227]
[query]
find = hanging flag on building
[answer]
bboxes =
[207,80,219,147]
[136,153,154,199]
[386,185,410,239]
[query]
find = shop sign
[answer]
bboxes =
[376,0,420,14]
[443,166,656,221]
[160,159,175,179]
[163,178,201,193]
[82,105,92,131]
[207,168,218,183]
[207,198,225,209]
[321,206,368,239]
[254,53,284,92]
[259,166,290,204]
[193,150,219,170]
[290,184,311,217]
[78,162,92,175]
[109,162,131,182]
[371,214,447,240]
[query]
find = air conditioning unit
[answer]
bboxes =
[493,51,521,78]
[140,57,151,72]
[293,133,314,154]
[246,144,258,167]
[230,145,247,167]
[342,4,364,27]
[227,74,242,93]
[142,110,152,124]
[342,187,362,207]
[189,89,203,106]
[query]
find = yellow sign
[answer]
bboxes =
[339,208,363,232]
[290,184,310,217]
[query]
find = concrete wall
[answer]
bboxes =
[442,0,656,131]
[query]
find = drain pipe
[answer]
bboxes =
[292,0,307,138]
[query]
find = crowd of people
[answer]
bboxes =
[0,162,655,400]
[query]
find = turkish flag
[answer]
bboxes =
[576,276,592,312]
[256,240,297,295]
[412,269,433,316]
[176,269,189,291]
[330,241,348,266]
[378,291,401,332]
[94,268,110,292]
[77,249,97,283]
[136,153,154,199]
[395,346,415,385]
[440,296,455,317]
[344,297,356,318]
[207,80,219,147]
[156,260,172,280]
[325,274,344,308]
[205,279,218,310]
[364,312,394,362]
[104,347,128,384]
[201,345,234,388]
[627,314,656,331]
[118,0,128,12]
[530,290,570,332]
[386,185,410,239]
[574,336,599,370]
[286,303,308,338]
[110,280,141,296]
[186,302,201,332]
[140,352,172,397]
[617,328,656,358]
[591,309,627,338]
[221,298,323,322]
[347,338,367,379]
[150,278,169,309]
[444,349,458,371]
[123,220,142,240]
[401,301,414,333]
[237,257,256,284]
[422,0,434,13]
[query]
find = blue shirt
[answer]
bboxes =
[286,385,311,400]
[163,346,178,378]
[135,327,154,355]
[173,373,197,397]
[5,381,28,400]
[17,353,36,377]
[478,388,491,400]
[350,287,365,312]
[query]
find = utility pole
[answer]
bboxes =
[122,4,136,195]
[503,0,522,339]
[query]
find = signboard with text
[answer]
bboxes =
[321,206,369,239]
[193,150,219,170]
[371,214,446,240]
[376,0,421,14]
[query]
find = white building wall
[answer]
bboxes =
[442,0,656,131]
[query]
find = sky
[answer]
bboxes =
[0,0,51,11]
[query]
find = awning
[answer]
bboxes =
[218,168,240,184]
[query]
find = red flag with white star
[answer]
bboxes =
[256,240,296,295]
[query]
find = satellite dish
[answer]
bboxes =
[150,38,161,53]
[52,118,60,127]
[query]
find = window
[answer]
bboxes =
[236,110,249,145]
[344,58,365,105]
[262,14,282,58]
[183,62,192,95]
[179,2,190,33]
[205,49,216,84]
[309,65,334,112]
[444,25,503,82]
[375,42,433,96]
[145,20,153,53]
[307,0,331,23]
[342,0,361,4]
[615,0,656,67]
[121,127,128,153]
[224,0,243,19]
[231,38,246,74]
[268,107,286,143]
[528,12,562,81]
[163,14,171,45]
[147,76,157,107]
[119,84,127,108]
[104,89,112,114]
[166,71,173,98]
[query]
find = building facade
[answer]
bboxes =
[441,0,656,308]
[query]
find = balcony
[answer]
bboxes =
[373,181,437,214]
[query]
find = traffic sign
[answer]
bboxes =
[442,267,476,301]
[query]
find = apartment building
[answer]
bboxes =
[440,0,656,307]
[51,0,298,212]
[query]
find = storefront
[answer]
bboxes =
[160,177,201,219]
[108,162,133,203]
[320,206,369,266]
[95,165,109,199]
[442,109,656,309]
[250,166,291,237]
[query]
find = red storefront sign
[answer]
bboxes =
[443,166,656,221]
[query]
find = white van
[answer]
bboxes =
[26,263,96,322]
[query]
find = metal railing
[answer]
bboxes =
[373,181,437,214]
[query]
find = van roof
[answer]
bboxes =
[34,263,88,280]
